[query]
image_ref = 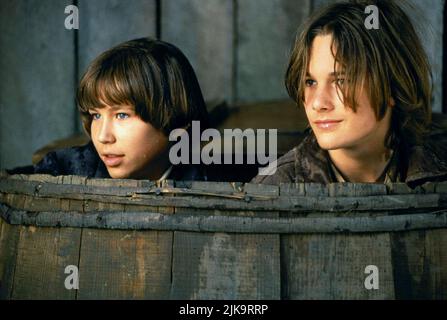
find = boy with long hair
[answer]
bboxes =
[254,0,447,186]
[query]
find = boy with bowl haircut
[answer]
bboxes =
[8,38,210,181]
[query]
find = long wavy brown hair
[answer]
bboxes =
[286,0,432,148]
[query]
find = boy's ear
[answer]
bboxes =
[389,97,396,108]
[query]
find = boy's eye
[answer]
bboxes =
[90,113,101,120]
[116,113,129,120]
[336,78,345,86]
[305,79,316,87]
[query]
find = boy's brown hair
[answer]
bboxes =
[285,0,432,148]
[77,37,209,136]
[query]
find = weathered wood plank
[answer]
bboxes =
[170,231,280,299]
[280,183,306,196]
[171,193,280,300]
[328,183,387,197]
[0,219,20,299]
[22,194,62,213]
[86,177,154,188]
[10,193,26,210]
[424,229,447,299]
[282,233,395,299]
[176,181,243,195]
[28,174,61,184]
[176,181,279,199]
[121,180,173,214]
[1,178,166,197]
[11,226,81,299]
[78,0,157,74]
[77,228,172,299]
[4,176,447,195]
[236,0,311,103]
[162,0,234,103]
[1,179,444,212]
[408,0,444,113]
[77,193,172,299]
[244,183,279,197]
[0,0,76,169]
[304,183,329,197]
[391,230,427,299]
[2,202,447,233]
[392,228,447,299]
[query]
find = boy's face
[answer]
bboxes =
[303,35,391,152]
[89,104,171,179]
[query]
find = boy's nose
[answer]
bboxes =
[97,120,116,144]
[311,86,335,112]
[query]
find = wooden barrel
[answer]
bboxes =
[0,173,446,300]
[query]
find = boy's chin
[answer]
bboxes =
[106,167,132,179]
[315,137,345,151]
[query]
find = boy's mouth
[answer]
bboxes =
[314,119,343,130]
[101,154,125,167]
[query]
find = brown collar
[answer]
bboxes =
[404,142,447,185]
[293,131,447,185]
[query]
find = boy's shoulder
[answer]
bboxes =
[8,142,109,178]
[250,147,296,185]
[405,131,447,185]
[8,142,207,181]
[251,132,331,185]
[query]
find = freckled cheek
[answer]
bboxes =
[90,121,97,133]
[111,125,135,143]
[303,91,313,106]
[302,94,312,112]
[134,141,160,162]
[90,124,100,143]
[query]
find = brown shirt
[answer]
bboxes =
[329,150,398,183]
[252,130,447,187]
